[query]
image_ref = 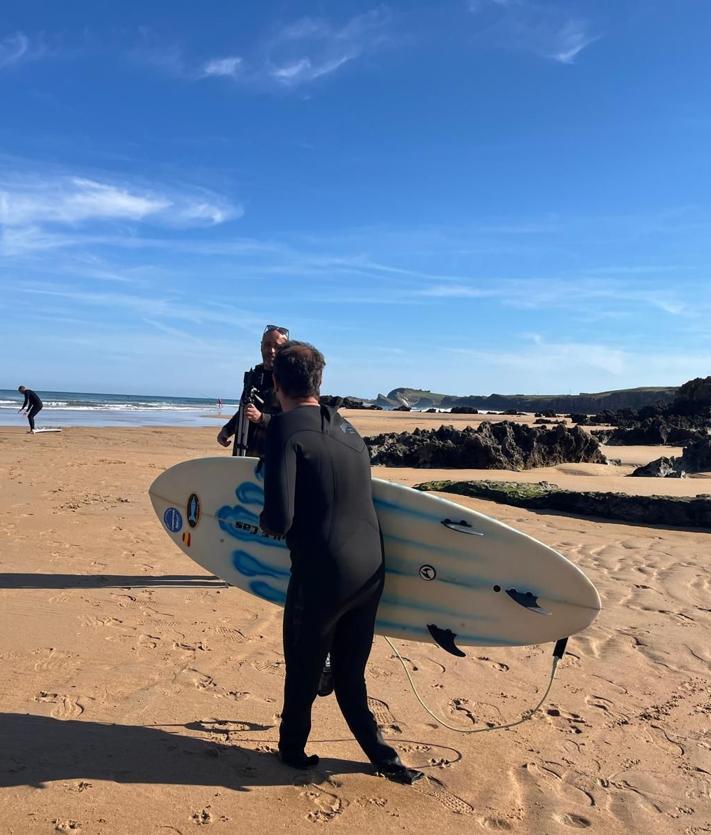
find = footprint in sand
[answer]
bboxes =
[251,658,286,676]
[52,819,81,833]
[545,707,590,735]
[412,776,474,816]
[137,634,161,651]
[584,694,630,727]
[367,697,402,733]
[477,656,510,672]
[33,648,77,672]
[173,641,210,652]
[300,785,347,824]
[523,762,595,809]
[206,625,247,643]
[478,815,514,830]
[556,813,592,828]
[191,808,213,825]
[35,692,85,720]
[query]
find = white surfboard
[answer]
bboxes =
[31,427,62,433]
[149,457,600,653]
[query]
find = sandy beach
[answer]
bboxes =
[1,414,709,834]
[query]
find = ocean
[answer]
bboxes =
[0,389,237,428]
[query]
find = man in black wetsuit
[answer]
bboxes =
[259,341,423,785]
[18,386,43,432]
[217,325,288,457]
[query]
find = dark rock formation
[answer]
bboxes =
[319,395,382,410]
[629,437,711,477]
[592,417,706,446]
[366,421,606,469]
[394,405,411,412]
[415,480,711,529]
[383,386,677,413]
[630,457,684,478]
[679,436,711,472]
[450,406,479,414]
[533,418,565,425]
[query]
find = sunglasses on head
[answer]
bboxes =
[263,325,289,338]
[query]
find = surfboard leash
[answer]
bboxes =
[383,636,568,734]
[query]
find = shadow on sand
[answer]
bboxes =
[0,573,225,590]
[0,713,368,790]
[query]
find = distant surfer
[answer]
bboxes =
[259,341,424,785]
[18,386,43,432]
[216,325,288,457]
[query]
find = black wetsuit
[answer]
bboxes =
[260,404,397,765]
[220,364,280,457]
[21,389,43,430]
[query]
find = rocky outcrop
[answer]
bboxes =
[366,421,606,469]
[319,396,382,410]
[630,457,684,478]
[679,436,711,472]
[592,417,706,446]
[629,437,711,477]
[450,406,479,414]
[415,480,711,529]
[381,386,677,413]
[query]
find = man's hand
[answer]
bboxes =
[245,404,263,424]
[217,430,231,448]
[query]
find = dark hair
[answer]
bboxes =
[273,341,325,398]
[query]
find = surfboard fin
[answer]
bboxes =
[441,518,484,536]
[427,624,466,657]
[506,588,550,615]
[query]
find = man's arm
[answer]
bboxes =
[19,391,29,412]
[217,411,238,444]
[259,417,296,537]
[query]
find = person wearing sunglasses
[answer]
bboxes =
[259,341,424,785]
[217,325,289,457]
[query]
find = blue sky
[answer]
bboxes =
[2,0,711,398]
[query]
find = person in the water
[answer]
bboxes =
[18,386,43,432]
[259,341,423,785]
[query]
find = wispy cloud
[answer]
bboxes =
[0,32,36,69]
[201,55,243,79]
[469,1,599,64]
[264,9,390,87]
[416,276,695,319]
[548,19,598,64]
[138,9,391,90]
[0,167,240,256]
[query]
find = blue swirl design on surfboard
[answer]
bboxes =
[235,482,264,506]
[232,550,290,579]
[216,500,287,549]
[231,551,289,604]
[250,580,287,604]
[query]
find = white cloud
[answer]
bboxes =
[548,19,598,64]
[0,170,240,252]
[469,1,599,65]
[201,55,243,78]
[265,9,390,87]
[0,32,30,68]
[140,9,390,90]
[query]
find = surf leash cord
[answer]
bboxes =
[384,636,568,734]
